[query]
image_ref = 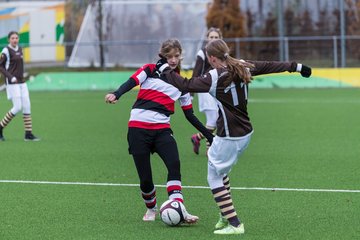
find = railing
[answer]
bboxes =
[2,35,360,68]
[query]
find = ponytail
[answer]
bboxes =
[224,56,254,86]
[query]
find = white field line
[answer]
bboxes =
[43,98,360,104]
[249,98,360,104]
[0,180,359,193]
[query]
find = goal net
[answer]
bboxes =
[68,0,210,68]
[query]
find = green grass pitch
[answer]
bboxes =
[0,88,360,239]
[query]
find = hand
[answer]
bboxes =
[105,93,117,104]
[299,64,311,78]
[155,57,169,73]
[11,77,17,83]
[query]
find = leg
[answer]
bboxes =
[0,97,22,141]
[208,163,244,234]
[132,153,156,207]
[214,175,231,229]
[20,85,39,141]
[127,127,157,221]
[156,129,198,223]
[155,130,182,202]
[132,153,157,221]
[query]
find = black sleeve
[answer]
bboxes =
[183,108,214,144]
[112,78,137,100]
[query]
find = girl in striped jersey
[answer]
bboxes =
[105,39,213,223]
[0,31,39,141]
[157,39,312,234]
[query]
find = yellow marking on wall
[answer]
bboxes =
[55,5,65,24]
[23,47,30,63]
[56,45,65,61]
[19,21,30,32]
[313,68,360,87]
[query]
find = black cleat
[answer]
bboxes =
[24,133,40,142]
[0,128,4,141]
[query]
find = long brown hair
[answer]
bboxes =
[205,39,254,86]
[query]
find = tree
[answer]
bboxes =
[345,0,360,61]
[91,0,114,68]
[206,0,247,56]
[64,1,91,56]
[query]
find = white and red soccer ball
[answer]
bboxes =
[159,199,186,226]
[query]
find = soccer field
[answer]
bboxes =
[0,89,359,239]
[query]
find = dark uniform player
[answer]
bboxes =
[0,31,39,141]
[191,27,222,155]
[104,39,213,223]
[156,39,312,235]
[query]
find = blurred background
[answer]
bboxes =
[1,0,358,68]
[0,0,360,89]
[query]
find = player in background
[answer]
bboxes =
[156,39,312,234]
[191,27,222,155]
[104,39,213,223]
[0,31,39,141]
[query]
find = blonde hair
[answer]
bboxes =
[205,39,254,86]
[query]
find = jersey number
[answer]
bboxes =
[224,82,247,106]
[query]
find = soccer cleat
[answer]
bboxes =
[0,128,4,141]
[24,133,40,142]
[214,214,228,230]
[191,134,200,155]
[183,210,199,224]
[213,223,245,235]
[143,208,157,221]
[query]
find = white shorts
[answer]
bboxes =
[207,132,253,175]
[198,93,218,112]
[6,83,29,100]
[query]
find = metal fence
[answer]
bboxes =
[3,35,360,69]
[227,35,360,68]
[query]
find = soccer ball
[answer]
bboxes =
[159,199,186,226]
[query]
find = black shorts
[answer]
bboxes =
[127,127,175,155]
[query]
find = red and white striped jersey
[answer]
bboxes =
[128,64,192,129]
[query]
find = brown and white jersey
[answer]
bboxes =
[192,48,212,77]
[0,45,24,84]
[163,60,298,138]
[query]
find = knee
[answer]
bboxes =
[207,165,224,189]
[22,101,31,114]
[11,104,22,114]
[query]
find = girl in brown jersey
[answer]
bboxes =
[0,31,39,141]
[191,27,223,155]
[156,39,311,235]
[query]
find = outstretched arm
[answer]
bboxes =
[247,60,312,77]
[105,78,137,104]
[156,58,212,93]
[105,64,156,104]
